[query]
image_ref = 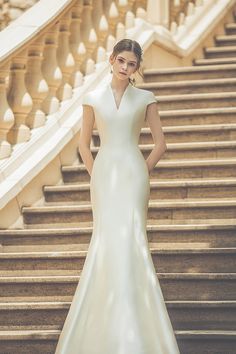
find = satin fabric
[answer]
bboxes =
[55,82,180,354]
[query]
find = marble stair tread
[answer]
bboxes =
[1,247,235,259]
[159,106,236,116]
[194,57,236,65]
[0,273,235,283]
[175,330,236,339]
[226,23,236,31]
[91,123,236,137]
[0,329,235,341]
[143,63,236,75]
[62,157,236,172]
[90,140,236,150]
[0,217,235,236]
[0,300,235,310]
[205,45,236,53]
[43,177,236,193]
[155,91,236,102]
[93,123,236,135]
[148,198,236,208]
[137,77,236,89]
[0,329,59,340]
[215,34,236,42]
[21,198,236,214]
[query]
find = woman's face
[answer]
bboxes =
[109,50,138,80]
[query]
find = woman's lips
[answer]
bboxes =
[119,72,127,75]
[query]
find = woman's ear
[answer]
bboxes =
[109,54,115,65]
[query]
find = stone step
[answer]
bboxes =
[194,57,236,65]
[0,273,235,301]
[0,329,235,354]
[22,199,236,225]
[159,107,236,126]
[215,34,236,46]
[176,330,236,354]
[0,301,235,331]
[204,45,236,58]
[88,141,236,160]
[139,124,236,144]
[157,92,236,110]
[137,78,236,95]
[225,23,236,35]
[0,219,235,252]
[143,64,236,82]
[44,178,236,203]
[0,329,58,354]
[62,158,236,184]
[0,248,235,276]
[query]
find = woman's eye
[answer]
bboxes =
[129,63,135,67]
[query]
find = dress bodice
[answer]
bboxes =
[82,82,157,149]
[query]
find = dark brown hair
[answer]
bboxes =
[110,38,144,85]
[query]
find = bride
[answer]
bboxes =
[55,38,180,354]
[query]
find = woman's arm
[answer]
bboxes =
[78,104,95,176]
[145,102,167,173]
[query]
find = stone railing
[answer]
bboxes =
[0,0,39,30]
[0,0,149,161]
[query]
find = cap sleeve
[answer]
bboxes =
[82,92,93,107]
[146,91,157,106]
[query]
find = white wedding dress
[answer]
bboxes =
[55,82,180,354]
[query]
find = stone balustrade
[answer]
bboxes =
[0,0,149,160]
[0,0,227,162]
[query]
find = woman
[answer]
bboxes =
[55,38,180,354]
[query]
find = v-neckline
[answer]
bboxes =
[108,82,131,111]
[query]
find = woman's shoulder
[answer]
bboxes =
[132,85,157,104]
[82,85,107,106]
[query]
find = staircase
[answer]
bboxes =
[0,8,236,354]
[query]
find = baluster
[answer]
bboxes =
[25,35,49,128]
[80,0,97,73]
[41,22,62,115]
[56,10,75,101]
[70,0,86,88]
[104,0,119,36]
[116,0,129,24]
[132,0,145,15]
[116,22,125,41]
[0,61,14,159]
[92,0,108,48]
[7,49,33,144]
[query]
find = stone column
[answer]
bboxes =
[25,34,49,128]
[146,0,169,28]
[69,0,86,88]
[41,22,62,115]
[0,61,14,159]
[7,49,33,144]
[56,10,75,101]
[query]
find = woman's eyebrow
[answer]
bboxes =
[117,55,137,63]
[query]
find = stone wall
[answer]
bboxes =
[0,0,39,30]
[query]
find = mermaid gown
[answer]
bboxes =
[55,82,180,354]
